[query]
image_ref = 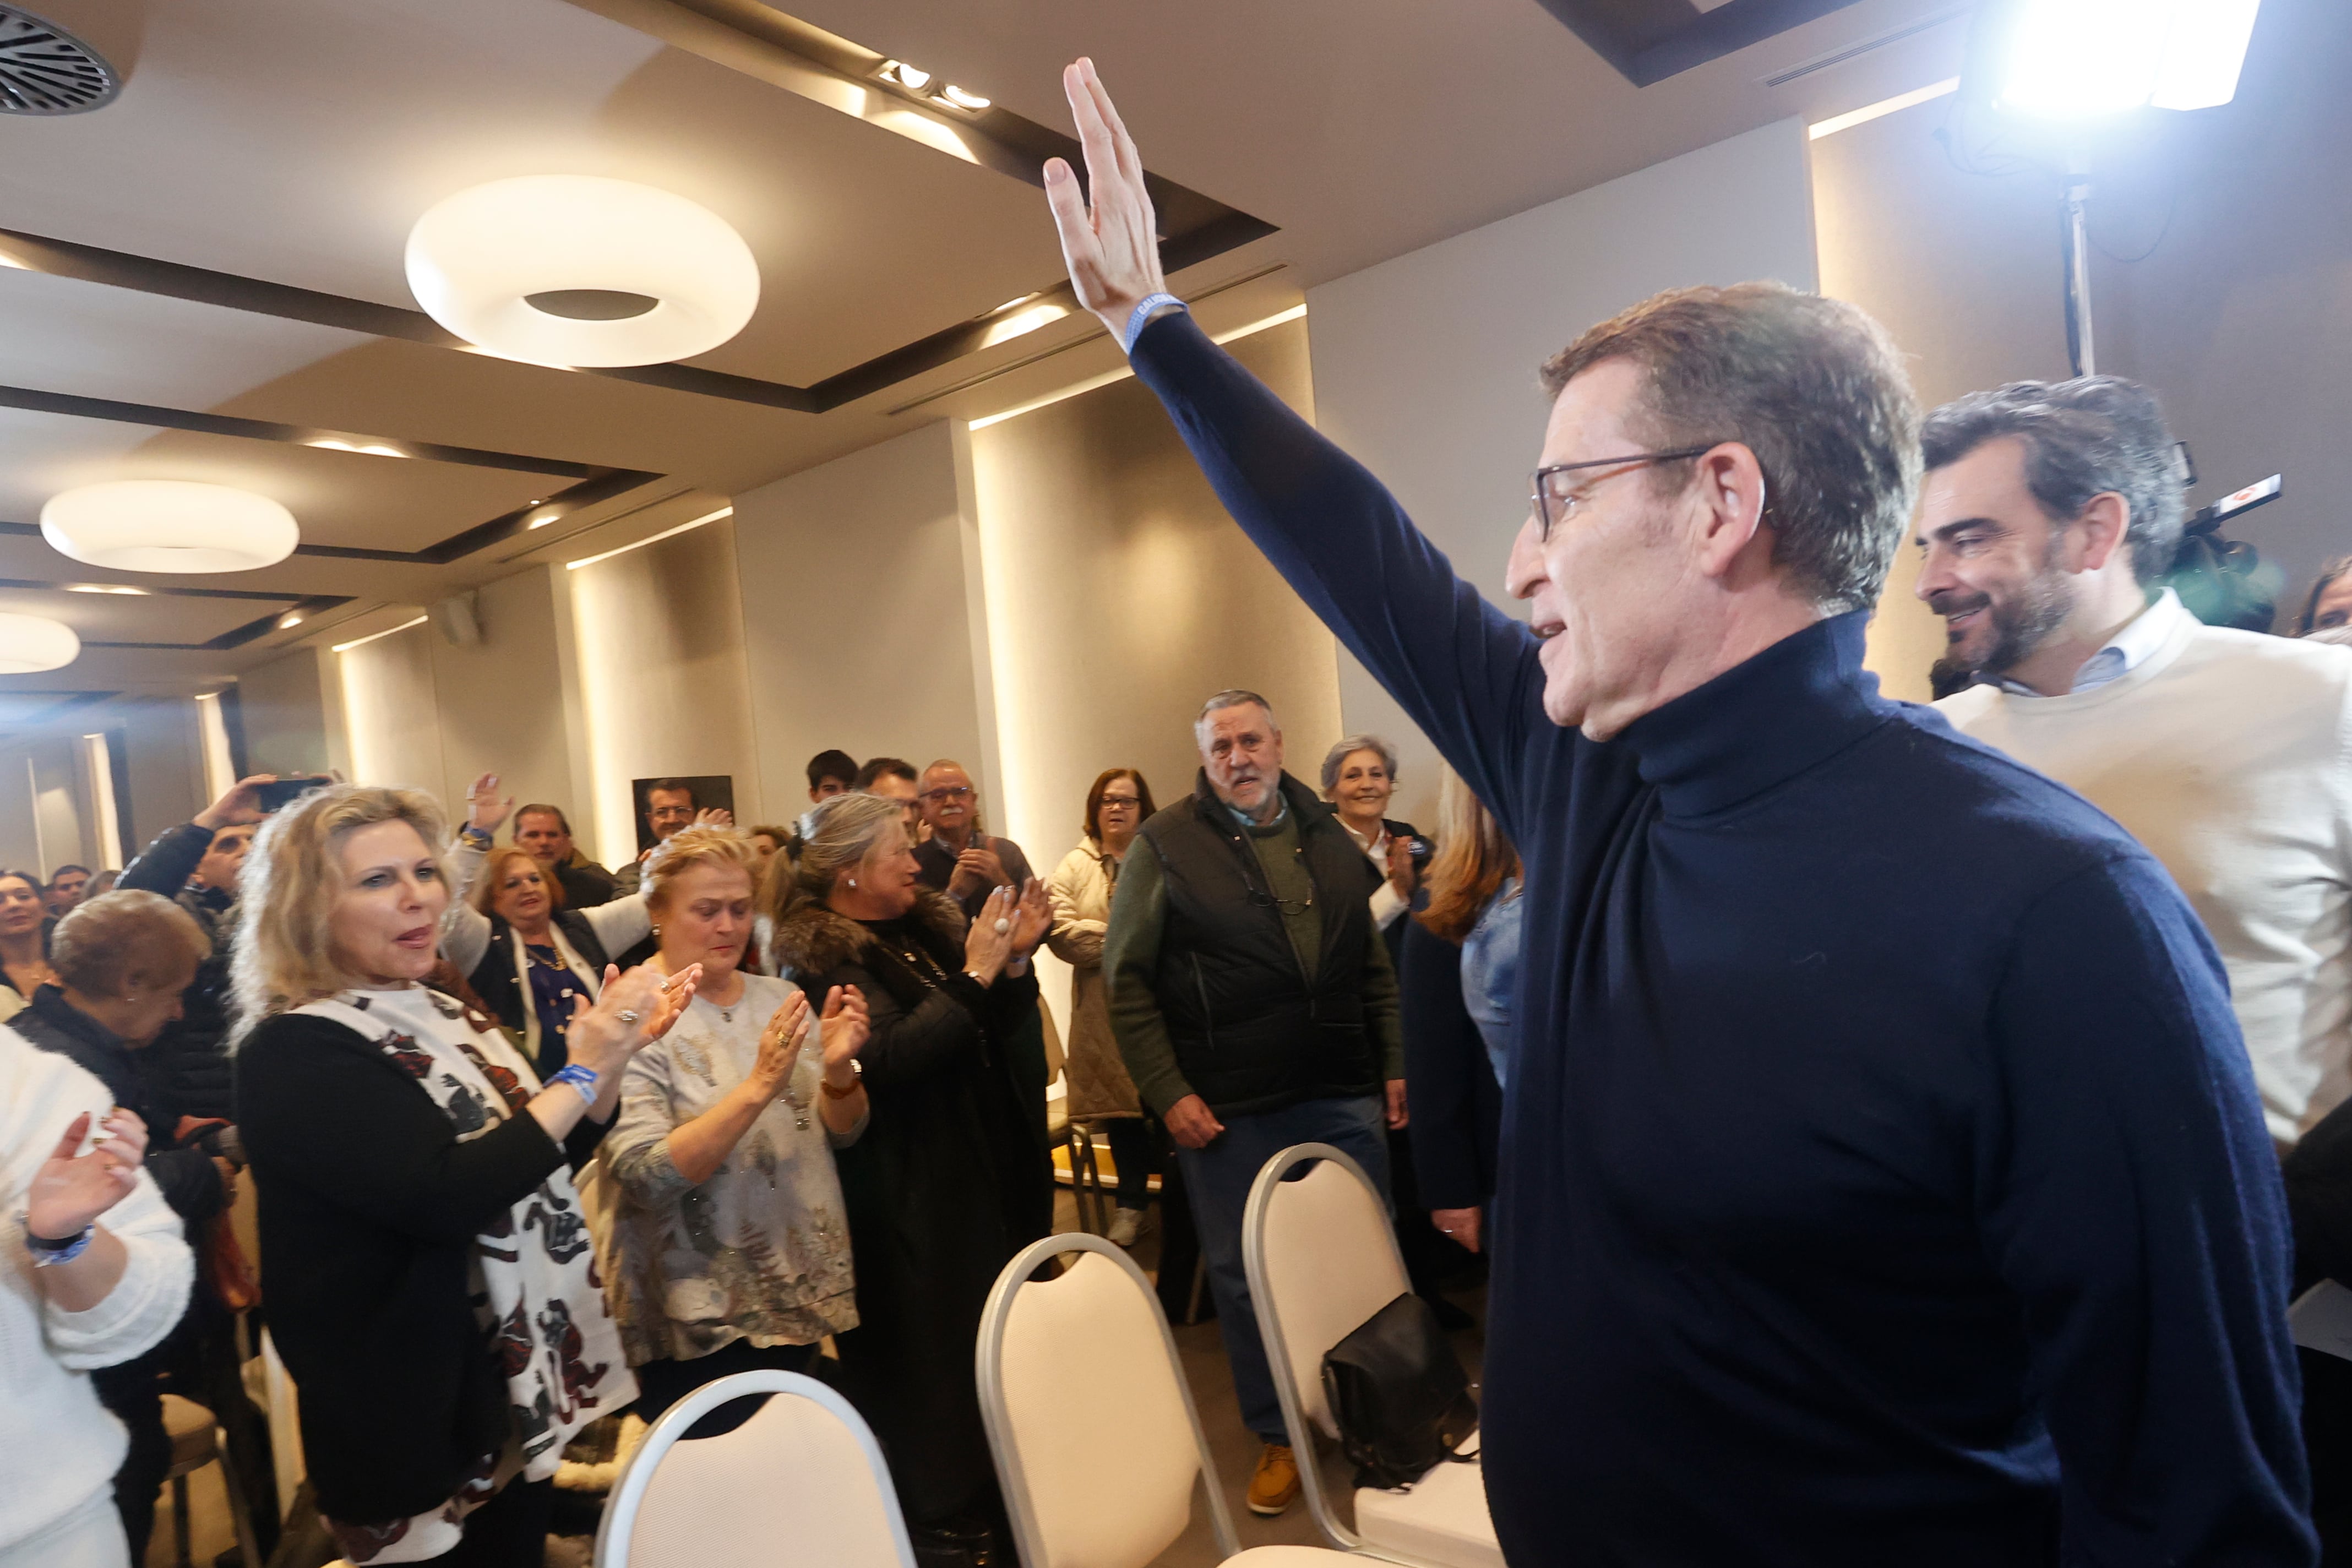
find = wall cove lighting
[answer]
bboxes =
[0,612,78,672]
[405,177,761,368]
[42,480,299,573]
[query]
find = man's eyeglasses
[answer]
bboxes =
[1529,447,1718,544]
[921,785,974,803]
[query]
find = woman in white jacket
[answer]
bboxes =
[1,1028,194,1568]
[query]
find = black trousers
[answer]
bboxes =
[631,1337,820,1439]
[1104,1117,1158,1210]
[92,1356,171,1564]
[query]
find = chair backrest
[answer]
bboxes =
[1245,1142,1410,1439]
[978,1233,1240,1568]
[596,1370,917,1568]
[257,1329,307,1513]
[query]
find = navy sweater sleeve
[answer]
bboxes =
[1129,313,1549,839]
[1398,919,1499,1210]
[1984,851,2313,1562]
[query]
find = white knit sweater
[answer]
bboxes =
[1940,612,2352,1143]
[0,1028,193,1553]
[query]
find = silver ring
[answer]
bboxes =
[616,1009,641,1025]
[994,918,1011,934]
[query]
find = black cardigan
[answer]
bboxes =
[236,1007,604,1525]
[1396,920,1501,1211]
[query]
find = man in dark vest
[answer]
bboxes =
[1104,687,1406,1519]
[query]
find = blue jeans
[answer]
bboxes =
[1173,1093,1391,1444]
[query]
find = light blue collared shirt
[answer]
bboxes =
[1998,589,2191,698]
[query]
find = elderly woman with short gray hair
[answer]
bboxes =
[1321,733,1425,935]
[232,783,692,1565]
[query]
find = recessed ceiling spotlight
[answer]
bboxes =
[309,439,410,458]
[0,612,78,673]
[406,176,760,368]
[939,85,991,111]
[277,612,304,630]
[990,293,1038,314]
[880,59,933,91]
[43,481,299,573]
[64,582,148,595]
[527,505,561,529]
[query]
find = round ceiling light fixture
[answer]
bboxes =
[0,611,78,672]
[405,176,761,368]
[41,480,300,573]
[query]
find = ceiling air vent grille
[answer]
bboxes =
[0,6,119,115]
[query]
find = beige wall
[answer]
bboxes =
[427,570,578,837]
[1303,121,1819,824]
[732,422,996,829]
[117,696,206,854]
[238,647,334,777]
[339,620,448,797]
[968,316,1343,874]
[569,519,761,867]
[1810,94,2071,700]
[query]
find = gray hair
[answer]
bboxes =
[1540,281,1922,616]
[781,791,908,909]
[1195,689,1278,750]
[1320,734,1398,796]
[1921,376,2186,583]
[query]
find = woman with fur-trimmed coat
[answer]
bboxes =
[767,792,1054,1556]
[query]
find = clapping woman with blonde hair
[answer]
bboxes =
[232,783,694,1565]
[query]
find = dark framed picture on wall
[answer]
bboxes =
[632,775,734,854]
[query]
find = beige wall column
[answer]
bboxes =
[732,423,997,829]
[569,519,762,869]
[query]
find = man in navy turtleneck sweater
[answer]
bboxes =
[1035,60,2312,1566]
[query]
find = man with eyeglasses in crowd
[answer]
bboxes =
[1038,57,2309,1566]
[911,758,1034,921]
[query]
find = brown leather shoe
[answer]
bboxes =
[1248,1441,1302,1516]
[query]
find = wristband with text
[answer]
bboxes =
[1121,293,1187,353]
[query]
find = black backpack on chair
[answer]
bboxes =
[1320,1292,1481,1490]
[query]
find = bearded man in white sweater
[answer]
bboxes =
[1917,376,2352,1149]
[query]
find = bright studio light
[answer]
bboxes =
[939,85,991,111]
[405,176,760,368]
[0,613,79,673]
[42,480,300,573]
[1988,0,2263,121]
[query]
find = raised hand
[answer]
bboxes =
[465,772,515,835]
[26,1109,146,1241]
[194,775,277,832]
[750,992,813,1097]
[1009,878,1052,960]
[1042,57,1167,336]
[962,885,1019,984]
[695,807,734,830]
[819,985,870,1086]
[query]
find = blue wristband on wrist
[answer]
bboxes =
[1122,293,1186,353]
[25,1221,94,1267]
[547,1064,599,1107]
